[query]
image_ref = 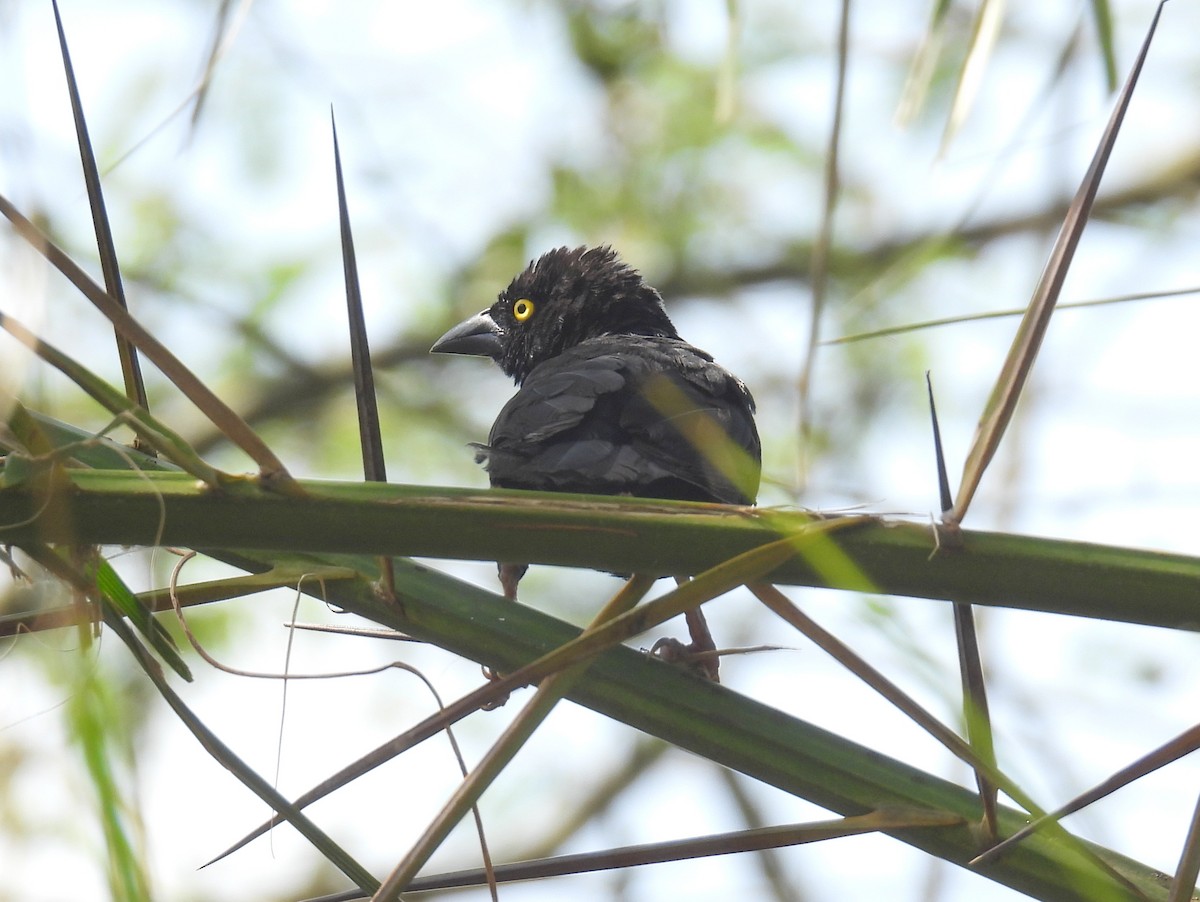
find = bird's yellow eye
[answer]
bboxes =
[512,298,535,322]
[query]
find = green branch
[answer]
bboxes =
[0,467,1195,631]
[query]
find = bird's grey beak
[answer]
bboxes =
[430,310,504,359]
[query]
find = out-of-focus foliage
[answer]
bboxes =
[2,2,1198,900]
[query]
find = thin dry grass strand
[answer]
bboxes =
[938,0,1005,156]
[302,809,964,901]
[714,0,740,124]
[189,0,251,129]
[371,574,656,901]
[0,196,299,491]
[284,622,421,642]
[270,573,497,898]
[209,527,869,867]
[203,648,543,867]
[972,722,1200,867]
[0,306,222,483]
[99,0,253,171]
[750,582,1149,894]
[796,0,851,494]
[824,286,1200,346]
[165,555,404,681]
[99,603,379,891]
[949,2,1168,525]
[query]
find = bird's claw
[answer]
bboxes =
[498,562,528,601]
[650,637,721,682]
[479,664,511,709]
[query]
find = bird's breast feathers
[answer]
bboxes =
[476,336,760,504]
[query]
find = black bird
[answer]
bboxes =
[431,246,761,678]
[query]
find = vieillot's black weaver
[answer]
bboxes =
[431,246,761,679]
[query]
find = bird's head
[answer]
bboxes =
[431,246,678,384]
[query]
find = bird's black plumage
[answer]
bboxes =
[432,246,760,678]
[432,246,761,507]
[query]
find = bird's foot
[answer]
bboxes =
[649,637,721,682]
[479,664,512,710]
[480,562,529,708]
[498,562,528,601]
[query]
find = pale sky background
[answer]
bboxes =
[2,1,1200,900]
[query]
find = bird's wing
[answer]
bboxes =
[616,344,761,504]
[478,352,673,491]
[479,339,760,504]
